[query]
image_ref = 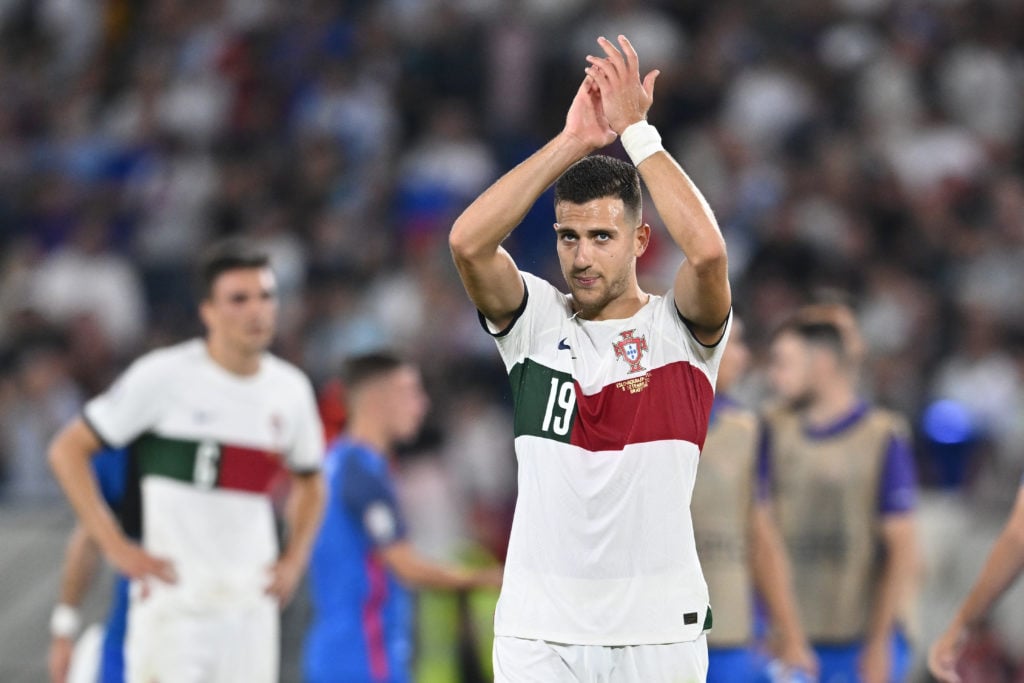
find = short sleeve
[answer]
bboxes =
[83,353,170,447]
[676,302,733,366]
[879,433,918,515]
[486,272,572,372]
[340,454,407,548]
[286,374,325,473]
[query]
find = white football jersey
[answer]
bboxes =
[84,339,323,608]
[485,273,730,645]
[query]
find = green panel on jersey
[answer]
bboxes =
[135,434,199,484]
[508,359,577,444]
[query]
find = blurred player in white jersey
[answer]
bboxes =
[450,34,731,682]
[49,240,326,683]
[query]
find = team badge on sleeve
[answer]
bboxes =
[613,329,649,374]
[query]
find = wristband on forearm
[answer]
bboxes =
[620,120,664,166]
[49,603,81,639]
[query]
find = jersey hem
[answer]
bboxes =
[492,629,708,647]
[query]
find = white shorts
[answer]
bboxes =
[493,634,709,683]
[125,585,278,683]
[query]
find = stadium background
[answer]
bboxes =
[1,0,1023,680]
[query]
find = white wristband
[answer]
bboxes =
[49,603,81,639]
[620,120,664,167]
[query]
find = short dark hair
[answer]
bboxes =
[196,239,271,300]
[554,155,642,222]
[774,318,847,362]
[342,351,406,393]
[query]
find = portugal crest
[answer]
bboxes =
[613,329,649,374]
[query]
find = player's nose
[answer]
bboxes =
[573,240,592,266]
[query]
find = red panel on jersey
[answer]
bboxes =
[569,360,714,452]
[218,445,285,493]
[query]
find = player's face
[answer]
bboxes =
[202,267,278,356]
[554,197,648,319]
[716,319,749,393]
[768,331,813,406]
[385,366,430,443]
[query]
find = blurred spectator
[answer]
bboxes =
[396,101,497,251]
[2,0,1024,677]
[0,335,82,501]
[27,215,145,355]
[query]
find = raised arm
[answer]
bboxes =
[449,79,616,329]
[585,35,730,342]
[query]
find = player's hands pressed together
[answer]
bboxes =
[563,76,617,153]
[928,625,967,682]
[584,35,660,135]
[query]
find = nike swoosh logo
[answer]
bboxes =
[558,338,571,351]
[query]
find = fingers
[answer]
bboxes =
[573,77,592,99]
[928,648,960,683]
[585,57,613,87]
[152,557,177,583]
[265,561,299,605]
[596,36,627,74]
[266,578,296,606]
[642,69,660,99]
[584,67,609,94]
[587,34,628,85]
[48,639,73,683]
[136,552,177,583]
[618,35,639,73]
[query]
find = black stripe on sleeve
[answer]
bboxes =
[477,277,529,338]
[81,411,115,449]
[676,306,732,348]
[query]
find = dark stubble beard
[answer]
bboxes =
[569,267,632,319]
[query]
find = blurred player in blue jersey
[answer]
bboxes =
[304,352,501,683]
[766,307,919,683]
[47,447,129,683]
[691,319,816,682]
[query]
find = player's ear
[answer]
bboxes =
[198,299,214,330]
[634,223,651,257]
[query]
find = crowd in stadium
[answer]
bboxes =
[2,0,1024,680]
